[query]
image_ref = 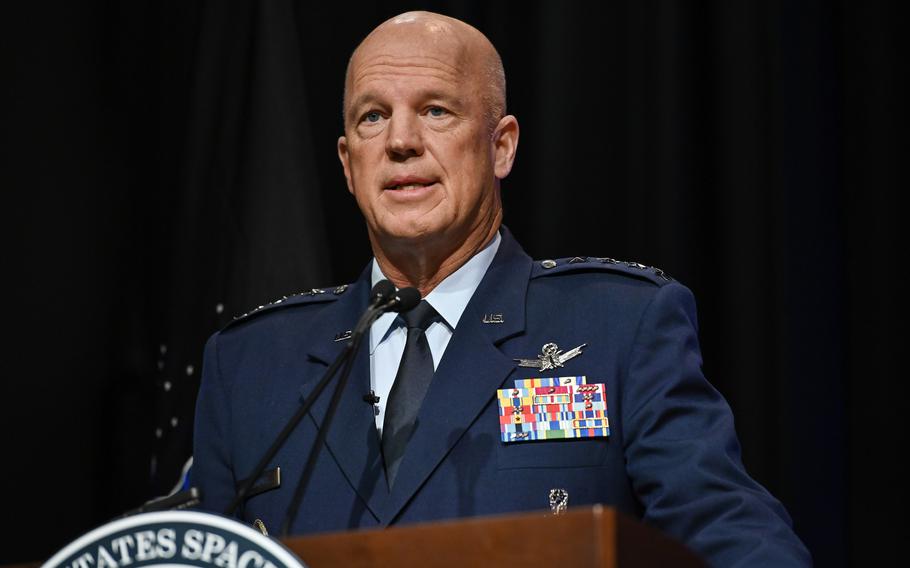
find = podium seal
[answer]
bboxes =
[42,510,306,568]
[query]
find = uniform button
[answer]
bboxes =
[541,259,557,269]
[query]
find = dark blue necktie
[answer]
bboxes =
[382,300,439,488]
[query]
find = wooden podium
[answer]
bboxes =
[10,506,704,568]
[285,506,705,568]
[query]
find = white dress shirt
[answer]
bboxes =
[369,232,502,435]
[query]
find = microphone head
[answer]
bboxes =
[392,287,421,312]
[370,279,396,304]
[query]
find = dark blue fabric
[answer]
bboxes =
[193,228,811,567]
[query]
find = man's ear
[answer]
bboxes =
[337,135,354,194]
[492,115,520,179]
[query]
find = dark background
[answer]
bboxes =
[1,1,902,565]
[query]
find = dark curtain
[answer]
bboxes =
[1,1,901,566]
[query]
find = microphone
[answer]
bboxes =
[383,286,421,313]
[368,279,396,308]
[362,390,380,405]
[350,283,418,337]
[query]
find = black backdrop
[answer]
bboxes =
[1,1,902,565]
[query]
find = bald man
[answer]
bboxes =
[338,11,515,297]
[193,12,811,567]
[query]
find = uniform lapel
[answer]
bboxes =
[303,267,389,521]
[381,228,531,523]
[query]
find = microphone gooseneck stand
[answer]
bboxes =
[279,326,361,535]
[223,280,398,518]
[279,286,421,535]
[222,280,421,538]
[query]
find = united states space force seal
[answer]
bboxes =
[43,510,306,568]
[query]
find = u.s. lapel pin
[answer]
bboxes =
[482,313,504,324]
[515,342,587,371]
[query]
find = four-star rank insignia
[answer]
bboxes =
[515,342,586,371]
[497,376,609,443]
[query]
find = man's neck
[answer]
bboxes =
[371,221,501,297]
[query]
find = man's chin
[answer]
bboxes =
[370,221,452,249]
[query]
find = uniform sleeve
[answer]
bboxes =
[191,332,237,516]
[622,282,812,567]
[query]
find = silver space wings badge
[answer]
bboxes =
[515,342,587,371]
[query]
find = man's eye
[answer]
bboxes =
[363,111,381,123]
[428,107,447,117]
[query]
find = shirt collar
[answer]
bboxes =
[369,231,502,353]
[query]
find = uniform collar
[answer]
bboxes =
[369,231,502,353]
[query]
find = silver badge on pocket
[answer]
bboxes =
[515,342,586,371]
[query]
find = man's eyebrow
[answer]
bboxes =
[348,93,381,114]
[348,89,462,114]
[419,90,462,106]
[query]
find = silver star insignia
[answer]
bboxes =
[515,342,587,371]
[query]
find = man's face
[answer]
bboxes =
[338,31,504,250]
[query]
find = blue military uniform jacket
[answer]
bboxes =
[193,227,810,567]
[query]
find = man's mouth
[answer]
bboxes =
[384,177,437,190]
[387,182,434,190]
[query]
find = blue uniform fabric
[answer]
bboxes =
[193,227,811,567]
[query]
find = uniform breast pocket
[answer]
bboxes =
[496,437,610,470]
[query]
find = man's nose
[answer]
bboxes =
[385,113,424,160]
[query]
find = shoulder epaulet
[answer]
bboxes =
[225,284,352,329]
[530,256,673,286]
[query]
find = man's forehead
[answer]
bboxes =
[351,55,463,91]
[350,32,470,80]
